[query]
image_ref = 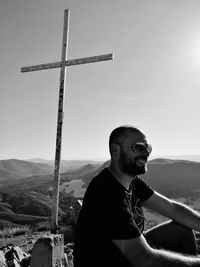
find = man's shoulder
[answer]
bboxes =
[84,167,118,197]
[90,167,112,183]
[81,168,114,206]
[85,168,110,192]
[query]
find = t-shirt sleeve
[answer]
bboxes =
[134,177,154,202]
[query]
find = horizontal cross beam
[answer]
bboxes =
[21,53,113,73]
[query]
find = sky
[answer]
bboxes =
[1,0,200,160]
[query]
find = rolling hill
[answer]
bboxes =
[0,159,54,180]
[27,159,103,172]
[144,158,200,198]
[0,158,200,225]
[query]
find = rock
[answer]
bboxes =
[30,234,65,267]
[0,245,31,267]
[0,251,6,267]
[0,241,75,267]
[64,243,74,267]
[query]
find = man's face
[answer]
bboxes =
[118,132,151,176]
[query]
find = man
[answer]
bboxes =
[73,125,200,266]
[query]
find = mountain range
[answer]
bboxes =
[0,158,200,226]
[27,158,103,172]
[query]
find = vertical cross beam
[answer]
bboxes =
[21,9,113,235]
[52,9,69,234]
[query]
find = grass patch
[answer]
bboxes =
[0,212,50,225]
[0,225,30,238]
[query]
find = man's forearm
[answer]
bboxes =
[172,201,200,232]
[150,248,200,267]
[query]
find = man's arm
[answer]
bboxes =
[113,235,200,267]
[142,191,200,232]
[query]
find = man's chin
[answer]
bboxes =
[135,165,147,175]
[122,166,147,176]
[120,161,148,176]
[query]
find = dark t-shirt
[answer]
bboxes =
[73,168,154,267]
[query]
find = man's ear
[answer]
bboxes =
[111,143,120,154]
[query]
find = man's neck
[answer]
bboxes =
[108,164,135,190]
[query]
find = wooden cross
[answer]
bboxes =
[21,9,113,234]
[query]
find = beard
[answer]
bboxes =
[119,148,147,176]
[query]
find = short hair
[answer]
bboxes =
[109,125,143,155]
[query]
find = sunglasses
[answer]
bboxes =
[131,142,152,154]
